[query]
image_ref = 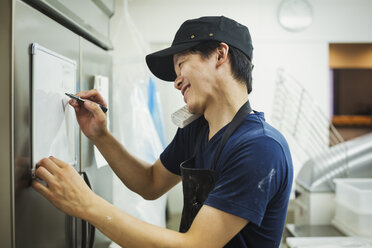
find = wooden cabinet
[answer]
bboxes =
[329,44,372,141]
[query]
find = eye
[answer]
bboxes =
[178,61,183,68]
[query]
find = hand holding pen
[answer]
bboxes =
[67,90,109,140]
[65,93,108,113]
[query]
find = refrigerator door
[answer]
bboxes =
[14,1,79,247]
[22,0,113,50]
[80,37,113,248]
[0,0,14,246]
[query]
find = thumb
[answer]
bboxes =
[84,100,102,116]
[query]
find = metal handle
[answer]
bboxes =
[81,219,87,248]
[81,172,96,248]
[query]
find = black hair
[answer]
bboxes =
[187,41,253,94]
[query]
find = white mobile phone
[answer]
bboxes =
[171,105,200,128]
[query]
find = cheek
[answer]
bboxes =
[183,60,214,94]
[187,63,207,82]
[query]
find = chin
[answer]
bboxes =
[187,104,202,115]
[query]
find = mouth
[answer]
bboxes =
[181,83,190,96]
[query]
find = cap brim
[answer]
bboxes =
[146,41,201,82]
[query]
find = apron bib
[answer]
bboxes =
[179,101,252,246]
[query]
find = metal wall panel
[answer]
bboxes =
[14,1,79,247]
[0,0,14,247]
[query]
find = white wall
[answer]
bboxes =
[125,0,372,214]
[128,0,372,139]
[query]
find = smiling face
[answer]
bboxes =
[173,51,218,115]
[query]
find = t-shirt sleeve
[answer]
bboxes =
[204,136,287,226]
[160,127,189,175]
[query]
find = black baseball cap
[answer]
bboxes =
[145,16,253,82]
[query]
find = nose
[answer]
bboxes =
[174,76,184,90]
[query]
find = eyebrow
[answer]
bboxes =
[174,55,183,65]
[174,51,189,64]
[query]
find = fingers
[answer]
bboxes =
[68,99,83,115]
[49,156,70,168]
[83,100,105,117]
[35,156,68,184]
[37,157,61,174]
[76,89,97,98]
[68,99,79,108]
[77,89,107,107]
[35,164,54,185]
[33,157,75,185]
[32,180,51,198]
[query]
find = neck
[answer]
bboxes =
[204,83,248,140]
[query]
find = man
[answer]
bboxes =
[33,16,293,247]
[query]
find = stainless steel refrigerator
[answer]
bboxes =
[1,0,114,247]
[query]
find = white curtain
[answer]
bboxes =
[109,0,167,233]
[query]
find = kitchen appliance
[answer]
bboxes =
[333,178,372,237]
[1,0,114,247]
[294,133,372,225]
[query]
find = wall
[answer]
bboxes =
[125,0,372,215]
[128,0,372,138]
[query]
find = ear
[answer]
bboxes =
[216,42,229,66]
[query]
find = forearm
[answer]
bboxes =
[85,195,188,248]
[91,131,155,198]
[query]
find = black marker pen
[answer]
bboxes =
[65,93,108,113]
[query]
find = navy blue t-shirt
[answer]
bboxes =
[160,111,293,247]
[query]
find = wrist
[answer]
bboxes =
[89,128,110,144]
[80,192,103,222]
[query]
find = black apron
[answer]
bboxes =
[179,101,252,246]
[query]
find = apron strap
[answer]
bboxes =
[212,101,252,171]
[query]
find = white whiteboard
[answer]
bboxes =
[31,43,77,170]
